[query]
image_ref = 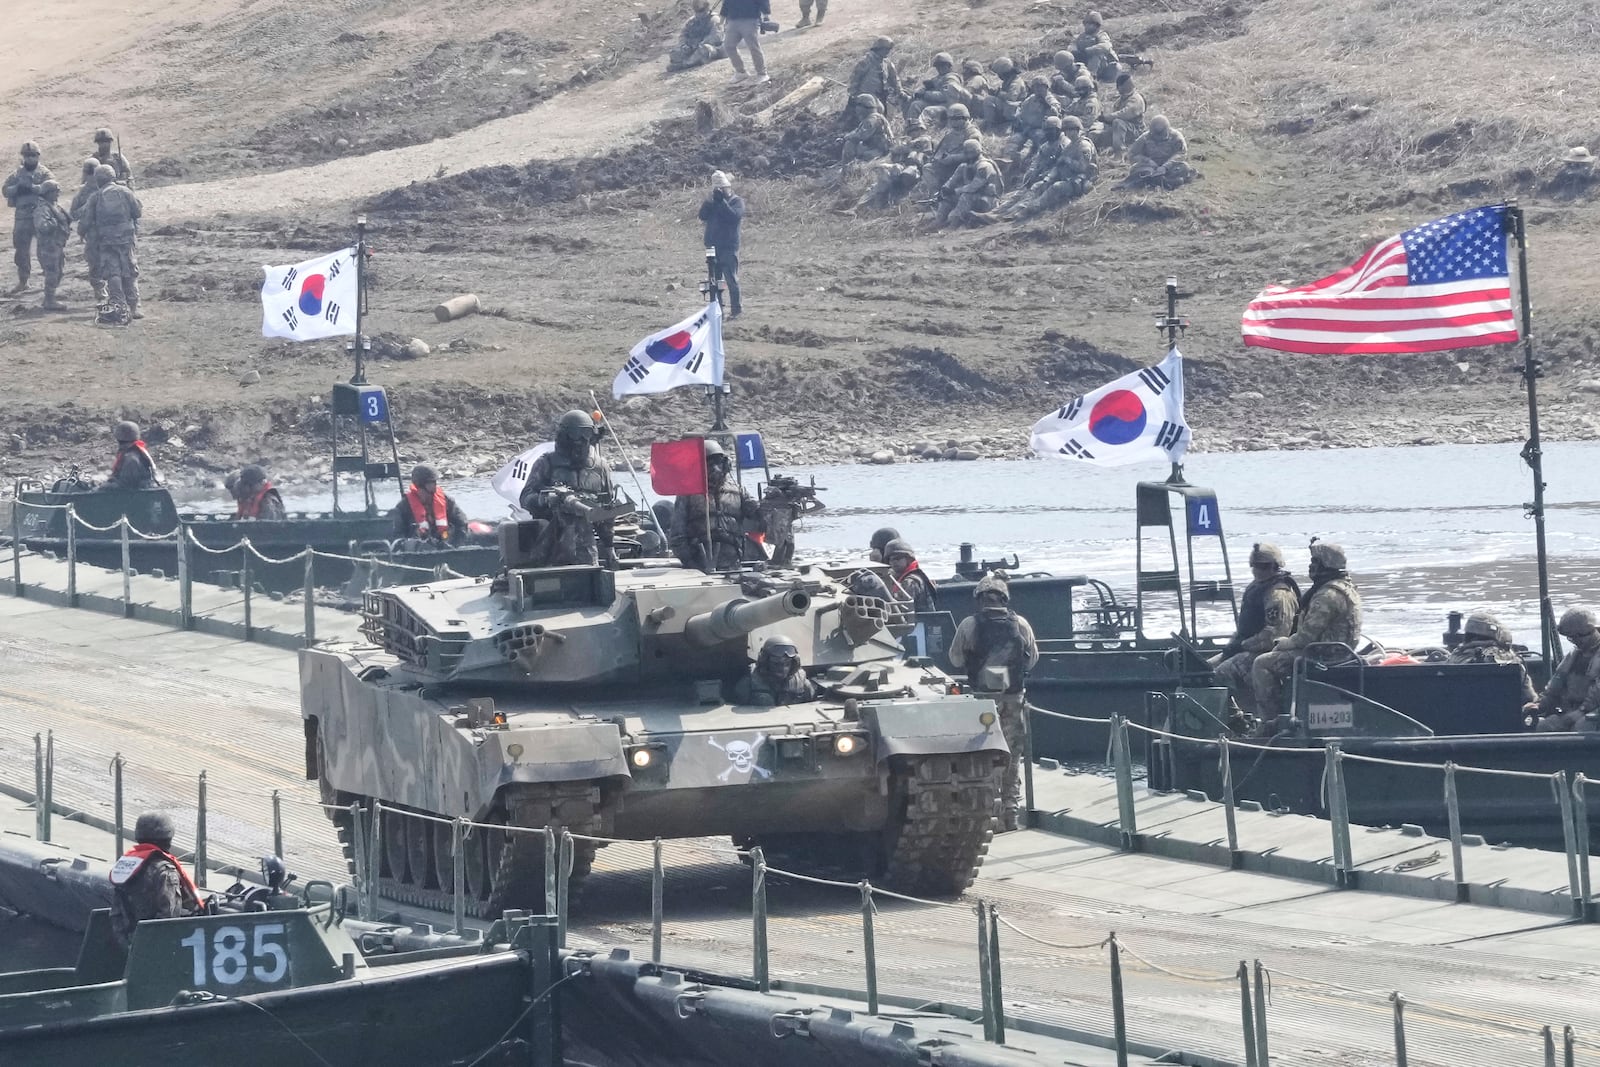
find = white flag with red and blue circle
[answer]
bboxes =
[1030,348,1190,467]
[260,247,359,342]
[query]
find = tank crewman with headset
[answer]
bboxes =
[733,636,817,706]
[518,409,619,566]
[104,420,158,490]
[110,811,202,946]
[948,572,1039,831]
[390,463,469,543]
[227,464,287,520]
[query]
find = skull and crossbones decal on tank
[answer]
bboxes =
[708,733,771,782]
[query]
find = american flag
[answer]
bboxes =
[1240,205,1520,355]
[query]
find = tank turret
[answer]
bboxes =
[308,562,1008,919]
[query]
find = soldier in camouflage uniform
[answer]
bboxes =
[935,139,1002,228]
[922,104,981,192]
[961,59,992,107]
[883,537,937,610]
[81,163,143,324]
[1251,541,1362,722]
[1527,608,1600,732]
[1052,49,1090,88]
[1099,72,1146,153]
[91,128,134,185]
[110,812,201,947]
[845,37,905,125]
[948,573,1039,831]
[867,527,900,563]
[670,439,764,571]
[519,410,620,566]
[1062,75,1103,142]
[31,181,72,311]
[842,95,893,164]
[1211,543,1301,718]
[668,0,724,71]
[69,158,106,302]
[1006,77,1063,165]
[733,636,817,705]
[863,137,930,208]
[3,141,52,294]
[1447,611,1536,705]
[980,57,1025,128]
[1018,117,1066,190]
[755,475,823,566]
[1125,115,1198,189]
[1011,115,1096,216]
[1071,10,1120,81]
[796,0,827,27]
[904,53,969,124]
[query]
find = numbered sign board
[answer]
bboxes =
[358,387,390,424]
[734,432,767,470]
[178,921,292,989]
[1186,494,1222,538]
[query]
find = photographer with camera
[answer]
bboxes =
[721,0,773,85]
[698,171,745,318]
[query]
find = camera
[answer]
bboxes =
[758,17,779,33]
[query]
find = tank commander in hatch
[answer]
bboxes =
[519,409,619,567]
[732,636,816,706]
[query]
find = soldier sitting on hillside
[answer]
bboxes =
[842,95,893,164]
[933,140,1003,228]
[668,0,724,71]
[1071,10,1120,81]
[846,37,907,125]
[1123,115,1198,189]
[922,104,981,192]
[980,57,1025,128]
[1098,72,1146,154]
[861,136,930,208]
[1005,78,1063,168]
[904,53,970,124]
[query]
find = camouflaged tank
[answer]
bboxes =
[301,554,1009,917]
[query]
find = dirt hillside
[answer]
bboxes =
[2,0,1599,494]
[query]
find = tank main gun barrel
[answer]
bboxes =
[684,589,811,646]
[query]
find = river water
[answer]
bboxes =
[280,441,1600,648]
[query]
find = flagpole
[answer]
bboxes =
[701,250,730,433]
[588,390,656,510]
[1507,203,1560,666]
[351,213,369,385]
[1158,275,1189,485]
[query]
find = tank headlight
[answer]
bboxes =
[834,734,859,756]
[631,748,654,768]
[978,711,997,727]
[506,743,525,759]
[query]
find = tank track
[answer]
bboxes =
[748,751,1003,898]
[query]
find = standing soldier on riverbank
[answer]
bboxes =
[948,573,1039,831]
[81,163,143,324]
[1211,542,1300,719]
[91,128,133,185]
[69,158,106,303]
[31,181,72,311]
[3,141,52,294]
[110,812,201,947]
[1250,541,1361,727]
[1526,608,1600,732]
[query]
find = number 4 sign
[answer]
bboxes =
[1186,494,1222,537]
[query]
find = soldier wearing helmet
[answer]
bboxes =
[69,158,108,303]
[518,410,621,566]
[391,463,469,544]
[3,140,54,294]
[1527,608,1600,732]
[882,538,937,611]
[980,56,1025,127]
[904,52,970,125]
[948,572,1039,830]
[923,102,981,192]
[91,127,133,186]
[1098,71,1146,153]
[104,420,160,490]
[867,526,900,563]
[670,439,765,572]
[935,138,1002,229]
[1063,74,1102,140]
[1006,76,1064,163]
[668,0,724,72]
[734,635,816,705]
[1210,542,1301,719]
[845,37,905,122]
[1250,540,1363,725]
[1447,611,1537,705]
[230,463,287,520]
[842,93,893,164]
[1125,114,1198,190]
[1071,9,1120,81]
[110,811,201,947]
[81,161,143,324]
[30,179,72,311]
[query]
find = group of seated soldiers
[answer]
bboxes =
[840,13,1196,226]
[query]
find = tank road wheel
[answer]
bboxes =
[875,752,1003,898]
[314,732,357,880]
[464,823,494,902]
[486,783,603,919]
[433,822,456,894]
[406,814,434,889]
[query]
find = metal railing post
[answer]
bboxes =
[1327,742,1354,886]
[987,903,1005,1045]
[1252,959,1270,1067]
[1444,762,1468,902]
[366,802,382,919]
[271,789,284,860]
[860,881,879,1015]
[303,552,316,646]
[177,531,193,631]
[241,540,253,641]
[120,519,132,617]
[544,828,558,917]
[651,838,664,964]
[1544,1025,1557,1067]
[976,902,995,1042]
[1564,1024,1576,1067]
[112,753,125,855]
[43,731,54,841]
[195,770,208,888]
[1575,775,1592,921]
[1221,736,1240,863]
[11,503,22,594]
[350,801,369,920]
[65,506,77,607]
[750,845,769,992]
[33,734,43,839]
[1554,771,1584,918]
[557,831,574,949]
[1108,932,1129,1067]
[1238,961,1259,1067]
[1022,704,1036,824]
[1111,715,1138,848]
[451,817,466,935]
[1391,992,1408,1067]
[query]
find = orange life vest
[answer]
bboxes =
[235,481,277,519]
[406,485,450,540]
[110,842,202,909]
[111,441,159,484]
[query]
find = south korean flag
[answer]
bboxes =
[490,441,556,515]
[1030,348,1191,467]
[260,247,360,341]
